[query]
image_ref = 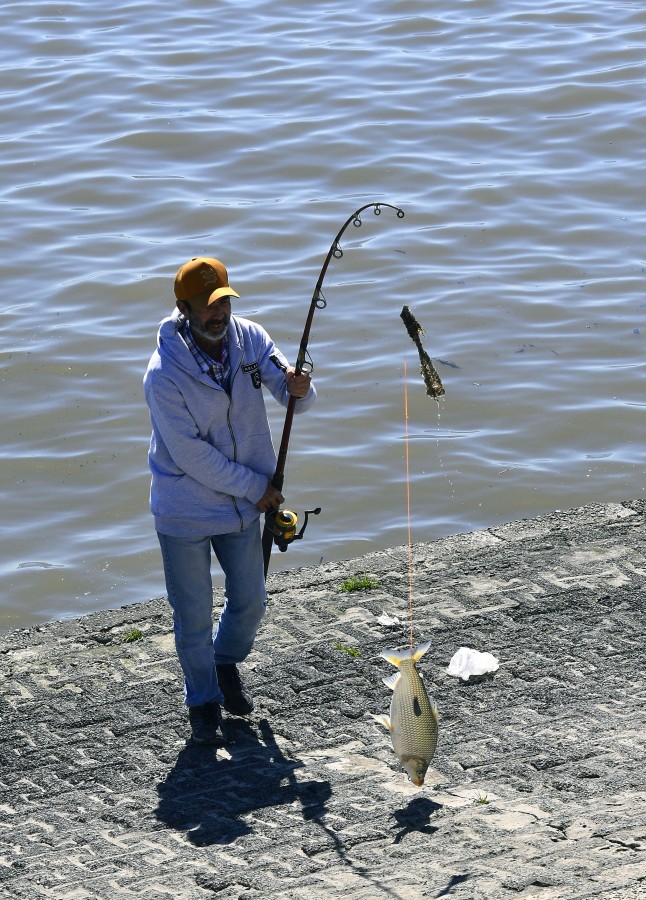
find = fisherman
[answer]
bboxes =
[143,257,315,744]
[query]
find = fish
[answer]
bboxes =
[373,639,439,786]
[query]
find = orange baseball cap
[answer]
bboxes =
[173,257,240,306]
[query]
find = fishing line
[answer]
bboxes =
[399,306,447,652]
[404,359,414,652]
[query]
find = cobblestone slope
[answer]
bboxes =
[1,501,645,899]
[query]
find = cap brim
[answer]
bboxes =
[202,286,240,305]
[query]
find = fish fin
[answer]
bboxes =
[431,699,439,725]
[382,672,401,691]
[372,713,393,733]
[380,639,432,667]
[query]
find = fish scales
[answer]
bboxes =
[374,640,438,786]
[387,660,437,759]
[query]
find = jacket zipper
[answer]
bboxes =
[226,353,245,531]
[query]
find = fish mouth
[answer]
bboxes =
[402,755,429,787]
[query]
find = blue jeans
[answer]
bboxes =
[157,521,267,707]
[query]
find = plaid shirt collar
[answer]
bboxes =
[181,319,230,389]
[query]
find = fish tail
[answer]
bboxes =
[412,640,432,663]
[380,639,432,668]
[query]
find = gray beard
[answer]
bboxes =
[189,319,228,346]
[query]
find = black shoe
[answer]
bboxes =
[188,701,225,744]
[216,664,254,716]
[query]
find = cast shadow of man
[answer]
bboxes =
[154,717,331,847]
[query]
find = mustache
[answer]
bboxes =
[193,316,229,332]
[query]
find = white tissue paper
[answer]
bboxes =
[447,646,499,681]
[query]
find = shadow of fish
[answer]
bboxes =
[373,640,439,786]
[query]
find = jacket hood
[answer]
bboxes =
[157,309,241,379]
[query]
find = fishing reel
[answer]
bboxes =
[271,507,321,552]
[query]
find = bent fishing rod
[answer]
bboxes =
[262,201,405,577]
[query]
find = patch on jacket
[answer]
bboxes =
[269,354,287,372]
[243,361,262,389]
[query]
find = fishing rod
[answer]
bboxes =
[262,201,405,577]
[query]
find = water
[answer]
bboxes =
[2,1,645,631]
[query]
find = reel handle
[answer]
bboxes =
[273,507,321,552]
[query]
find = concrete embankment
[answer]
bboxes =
[1,501,645,900]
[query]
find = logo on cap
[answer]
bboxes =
[200,266,218,288]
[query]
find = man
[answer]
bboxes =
[144,257,315,744]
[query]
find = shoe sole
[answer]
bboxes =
[191,732,226,745]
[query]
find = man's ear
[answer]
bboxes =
[176,300,189,317]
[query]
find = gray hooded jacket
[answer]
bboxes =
[144,309,316,536]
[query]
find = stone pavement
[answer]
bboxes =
[0,501,645,900]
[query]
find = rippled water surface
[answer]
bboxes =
[2,1,645,629]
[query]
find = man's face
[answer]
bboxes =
[181,296,232,345]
